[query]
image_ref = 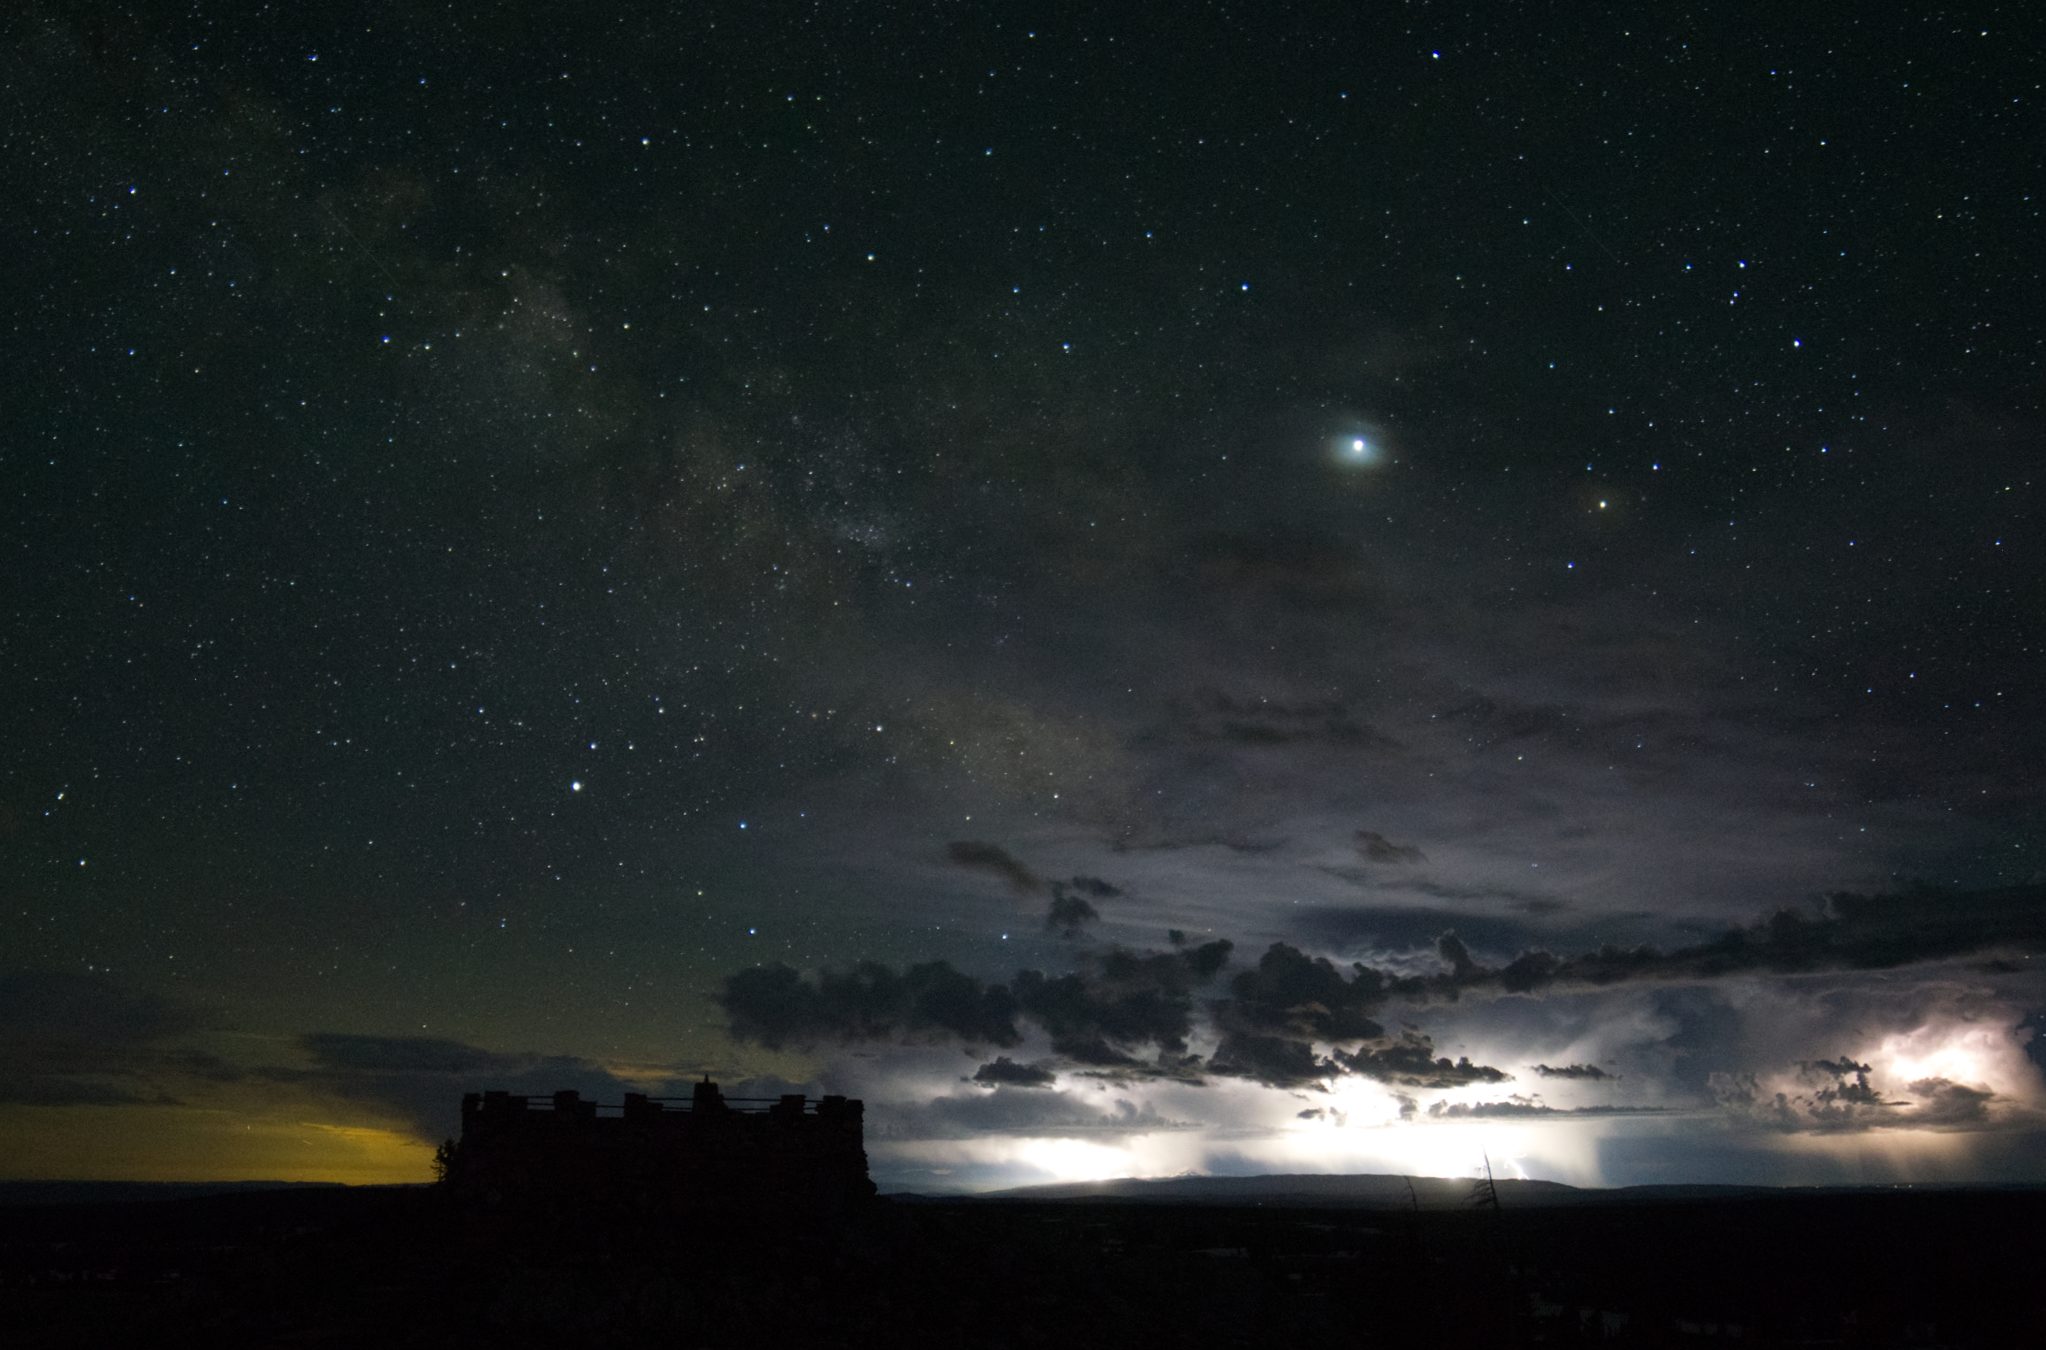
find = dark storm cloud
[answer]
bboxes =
[0,970,195,1046]
[1397,880,1572,915]
[1426,1099,1670,1119]
[721,942,1234,1074]
[1206,1034,1331,1088]
[1215,942,1387,1043]
[1294,906,1553,955]
[1013,944,1234,1066]
[1355,830,1427,865]
[1045,887,1101,939]
[1146,690,1397,750]
[0,987,657,1135]
[719,961,1024,1050]
[1436,932,1479,980]
[1110,833,1291,855]
[1188,947,1514,1090]
[1064,876,1122,899]
[1412,885,2046,1001]
[253,1033,664,1140]
[971,1057,1057,1088]
[945,840,1042,893]
[1333,1034,1512,1089]
[722,882,2043,1106]
[0,971,203,1108]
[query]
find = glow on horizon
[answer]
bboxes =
[870,1117,1607,1192]
[0,1103,433,1183]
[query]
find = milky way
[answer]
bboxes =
[5,4,2040,1189]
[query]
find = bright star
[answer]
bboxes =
[1332,427,1386,469]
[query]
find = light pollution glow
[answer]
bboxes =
[9,1007,2032,1191]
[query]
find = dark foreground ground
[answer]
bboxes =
[3,1184,2038,1347]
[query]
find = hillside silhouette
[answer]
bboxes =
[4,1175,2040,1347]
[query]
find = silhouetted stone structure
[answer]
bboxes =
[449,1078,875,1217]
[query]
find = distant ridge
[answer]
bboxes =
[968,1173,1792,1208]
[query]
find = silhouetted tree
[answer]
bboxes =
[431,1137,458,1185]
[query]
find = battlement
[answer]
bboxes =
[448,1078,874,1215]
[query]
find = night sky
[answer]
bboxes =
[7,4,2043,1192]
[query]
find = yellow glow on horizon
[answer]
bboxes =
[1774,1125,1978,1182]
[0,1104,435,1184]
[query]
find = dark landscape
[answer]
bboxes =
[6,1179,2041,1348]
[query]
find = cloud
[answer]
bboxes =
[971,1057,1057,1088]
[1397,879,1571,914]
[1207,1033,1332,1088]
[1414,884,2046,1001]
[881,1088,1194,1140]
[946,840,1041,892]
[1355,830,1427,865]
[1334,1034,1513,1089]
[1064,876,1122,899]
[1046,888,1101,939]
[718,882,2046,1115]
[1216,943,1387,1044]
[719,960,1024,1050]
[722,941,1234,1075]
[1198,946,1515,1090]
[1906,1078,1996,1127]
[1145,690,1399,750]
[299,1034,520,1076]
[1708,1061,1999,1134]
[0,970,195,1045]
[1109,832,1290,855]
[0,970,202,1109]
[1012,943,1234,1067]
[259,1032,645,1138]
[0,1078,170,1107]
[1427,1098,1670,1119]
[1294,905,1552,955]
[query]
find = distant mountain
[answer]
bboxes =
[969,1173,1781,1208]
